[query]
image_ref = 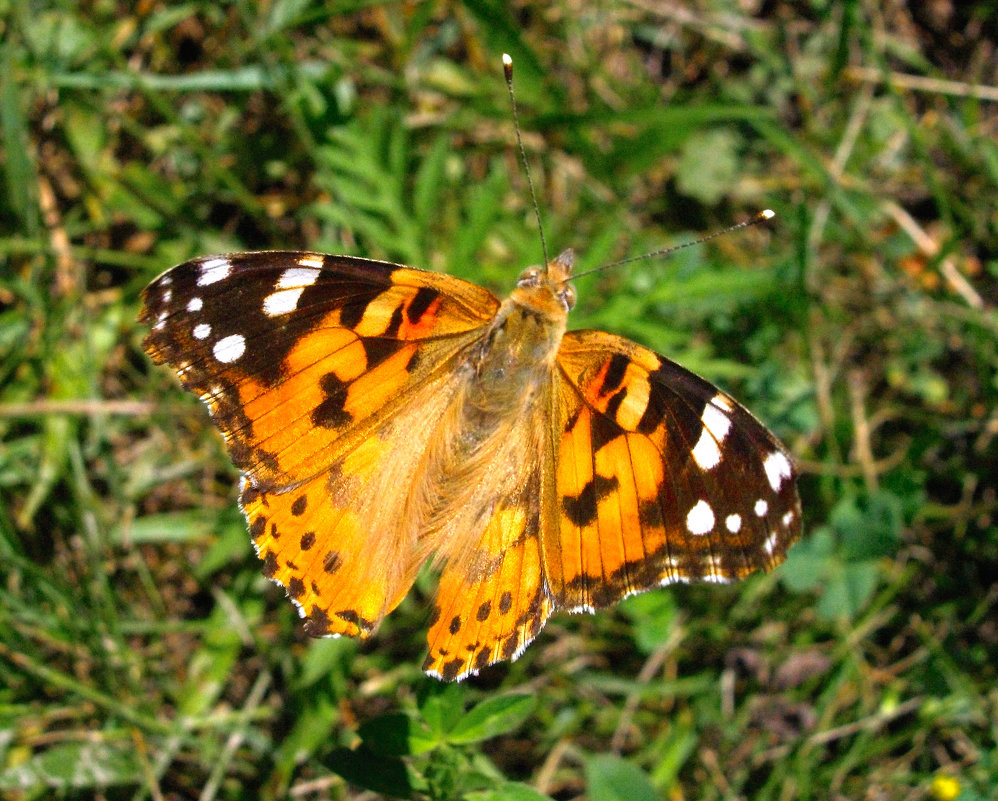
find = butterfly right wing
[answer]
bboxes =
[548,330,801,612]
[141,252,501,636]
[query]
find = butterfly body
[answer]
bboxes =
[141,248,800,681]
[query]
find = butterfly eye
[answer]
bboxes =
[558,283,577,310]
[517,266,543,287]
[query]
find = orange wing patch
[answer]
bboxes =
[424,476,552,681]
[240,448,425,638]
[241,473,385,637]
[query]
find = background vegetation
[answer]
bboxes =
[2,1,996,799]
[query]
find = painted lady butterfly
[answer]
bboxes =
[140,242,801,681]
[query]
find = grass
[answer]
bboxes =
[1,1,996,799]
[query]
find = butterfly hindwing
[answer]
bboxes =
[423,468,554,681]
[549,330,801,611]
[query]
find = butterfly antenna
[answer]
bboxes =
[571,209,776,281]
[503,53,550,268]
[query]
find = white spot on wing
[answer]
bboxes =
[193,323,211,339]
[263,266,322,316]
[298,255,324,269]
[263,287,305,316]
[702,402,732,441]
[763,450,793,492]
[187,297,203,312]
[213,334,245,363]
[755,499,768,517]
[162,288,172,304]
[691,397,733,472]
[197,257,231,286]
[782,510,795,527]
[692,429,721,469]
[686,499,715,535]
[725,513,742,533]
[279,266,321,288]
[763,532,780,555]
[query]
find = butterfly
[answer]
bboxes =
[140,244,801,681]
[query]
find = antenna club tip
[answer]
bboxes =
[760,209,775,220]
[502,53,512,65]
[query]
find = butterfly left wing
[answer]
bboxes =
[547,330,801,612]
[140,252,502,637]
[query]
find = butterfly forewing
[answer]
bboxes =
[140,252,499,491]
[550,330,801,610]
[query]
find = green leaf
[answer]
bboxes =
[466,781,556,801]
[780,489,897,621]
[585,754,659,801]
[817,560,879,621]
[618,590,678,654]
[312,111,426,265]
[649,720,698,787]
[0,742,142,790]
[112,511,219,545]
[324,746,412,799]
[780,526,835,593]
[447,693,535,744]
[359,713,436,756]
[833,490,903,561]
[418,682,466,739]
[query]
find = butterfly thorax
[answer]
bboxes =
[445,249,575,440]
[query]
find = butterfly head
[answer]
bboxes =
[514,248,577,315]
